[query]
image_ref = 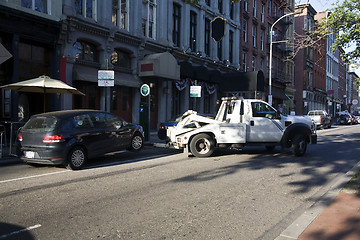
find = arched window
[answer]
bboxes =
[72,40,98,62]
[110,50,131,69]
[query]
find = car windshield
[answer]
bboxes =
[22,117,58,132]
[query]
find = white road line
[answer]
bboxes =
[0,224,41,239]
[0,171,68,184]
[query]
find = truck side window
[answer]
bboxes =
[251,102,277,119]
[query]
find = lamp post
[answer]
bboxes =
[268,12,296,106]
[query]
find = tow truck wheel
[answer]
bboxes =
[189,134,214,158]
[292,134,307,156]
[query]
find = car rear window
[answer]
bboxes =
[22,117,58,132]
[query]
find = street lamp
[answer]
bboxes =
[268,12,296,106]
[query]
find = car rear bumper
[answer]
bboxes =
[19,147,67,166]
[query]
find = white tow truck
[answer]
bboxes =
[168,97,317,158]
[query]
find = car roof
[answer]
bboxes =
[31,109,107,120]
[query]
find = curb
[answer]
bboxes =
[274,160,360,240]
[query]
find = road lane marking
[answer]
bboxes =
[0,171,68,184]
[0,224,41,239]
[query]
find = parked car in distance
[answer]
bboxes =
[307,110,332,129]
[18,110,144,170]
[337,113,353,125]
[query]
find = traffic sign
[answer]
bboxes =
[140,84,150,97]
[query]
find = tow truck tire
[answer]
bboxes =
[292,134,307,156]
[189,134,215,158]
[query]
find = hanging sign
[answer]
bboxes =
[98,70,114,87]
[140,84,150,97]
[190,86,201,97]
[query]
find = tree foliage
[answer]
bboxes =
[316,0,360,84]
[318,0,360,65]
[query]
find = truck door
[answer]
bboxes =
[247,101,283,143]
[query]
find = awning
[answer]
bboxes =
[139,52,180,80]
[209,69,221,83]
[271,87,287,100]
[179,61,194,79]
[220,71,265,92]
[193,66,209,82]
[73,65,141,88]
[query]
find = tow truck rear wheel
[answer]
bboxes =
[292,134,307,156]
[189,134,214,158]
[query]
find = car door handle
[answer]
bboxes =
[250,120,254,126]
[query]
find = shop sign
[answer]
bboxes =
[98,70,114,87]
[140,84,150,97]
[190,86,201,97]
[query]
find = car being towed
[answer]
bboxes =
[18,110,144,170]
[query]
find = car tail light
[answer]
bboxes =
[159,124,165,130]
[36,116,47,119]
[43,135,64,143]
[18,134,23,142]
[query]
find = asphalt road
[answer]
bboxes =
[1,125,359,240]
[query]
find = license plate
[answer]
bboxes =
[24,151,35,158]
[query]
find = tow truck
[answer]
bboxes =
[167,97,317,158]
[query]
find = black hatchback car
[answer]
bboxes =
[18,110,144,170]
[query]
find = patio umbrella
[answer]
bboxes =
[0,75,85,111]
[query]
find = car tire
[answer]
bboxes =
[66,146,86,170]
[129,133,143,152]
[189,133,214,158]
[292,134,307,157]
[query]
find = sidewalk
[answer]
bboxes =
[276,162,360,240]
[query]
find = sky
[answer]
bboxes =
[296,0,360,77]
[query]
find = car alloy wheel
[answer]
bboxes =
[67,146,86,170]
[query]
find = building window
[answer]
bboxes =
[230,2,234,20]
[205,0,210,6]
[261,58,265,72]
[261,3,265,22]
[75,0,97,20]
[244,0,248,12]
[253,0,257,18]
[72,40,98,62]
[229,30,234,63]
[252,56,257,71]
[173,4,181,47]
[205,18,211,56]
[190,11,197,52]
[252,25,257,48]
[218,41,222,61]
[243,51,248,72]
[112,0,128,30]
[21,0,49,14]
[142,0,156,39]
[273,3,277,17]
[268,0,271,16]
[110,49,131,69]
[260,29,265,51]
[243,19,248,43]
[218,0,223,14]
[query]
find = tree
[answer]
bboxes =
[316,0,360,84]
